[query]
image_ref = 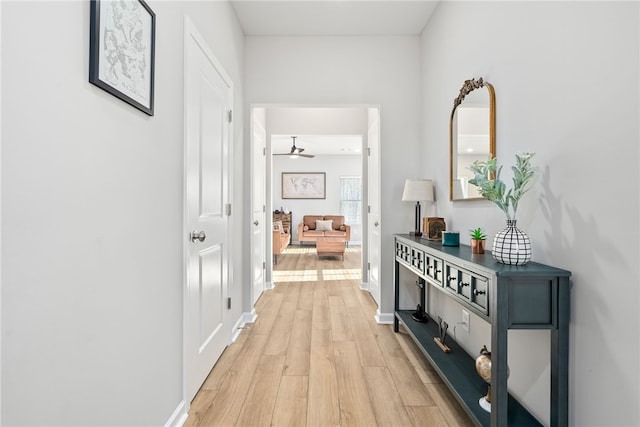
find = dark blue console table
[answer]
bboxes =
[393,234,571,427]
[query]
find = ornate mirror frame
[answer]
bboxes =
[449,77,496,201]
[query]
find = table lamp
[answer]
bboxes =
[402,179,434,237]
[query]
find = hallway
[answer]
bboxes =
[185,246,472,426]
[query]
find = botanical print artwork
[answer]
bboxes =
[98,0,152,106]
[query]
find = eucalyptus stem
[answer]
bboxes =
[468,152,537,220]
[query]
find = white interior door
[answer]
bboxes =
[367,107,381,307]
[251,108,266,305]
[184,18,232,403]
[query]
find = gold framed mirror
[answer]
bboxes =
[449,78,495,201]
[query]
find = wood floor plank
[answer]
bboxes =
[333,341,377,426]
[235,354,285,427]
[311,283,331,330]
[196,334,269,426]
[425,383,475,427]
[251,291,285,336]
[307,328,340,427]
[201,327,251,392]
[340,282,362,310]
[328,295,353,342]
[405,405,450,427]
[325,278,343,297]
[395,325,443,385]
[183,390,215,427]
[271,375,309,427]
[345,301,386,367]
[264,285,298,356]
[354,285,378,313]
[376,324,435,407]
[363,366,413,426]
[284,309,312,375]
[297,280,315,311]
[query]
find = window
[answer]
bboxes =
[340,176,361,225]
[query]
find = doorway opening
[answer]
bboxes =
[249,105,381,310]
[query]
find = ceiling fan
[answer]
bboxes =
[273,136,315,158]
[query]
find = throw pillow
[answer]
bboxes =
[339,225,346,231]
[316,219,333,231]
[303,225,309,231]
[273,220,283,233]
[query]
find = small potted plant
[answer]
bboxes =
[470,227,487,254]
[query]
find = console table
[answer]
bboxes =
[393,234,571,427]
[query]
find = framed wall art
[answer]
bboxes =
[89,0,156,116]
[282,172,326,199]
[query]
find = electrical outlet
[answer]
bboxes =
[462,309,470,333]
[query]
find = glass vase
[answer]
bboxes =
[492,220,531,265]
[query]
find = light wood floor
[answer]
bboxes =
[185,245,473,427]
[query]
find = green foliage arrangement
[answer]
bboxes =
[470,227,487,240]
[468,152,537,220]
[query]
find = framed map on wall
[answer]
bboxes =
[282,172,326,199]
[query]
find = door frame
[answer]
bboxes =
[249,106,267,307]
[249,104,380,301]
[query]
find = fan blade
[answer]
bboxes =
[299,153,315,158]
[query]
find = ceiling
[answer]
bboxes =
[272,135,363,156]
[230,1,440,36]
[234,1,440,155]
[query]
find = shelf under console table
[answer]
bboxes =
[393,234,571,427]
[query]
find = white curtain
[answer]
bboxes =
[340,176,361,225]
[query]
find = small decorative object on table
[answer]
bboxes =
[475,345,493,412]
[423,217,446,240]
[475,344,510,413]
[470,227,487,254]
[468,152,537,265]
[442,231,460,247]
[433,316,451,353]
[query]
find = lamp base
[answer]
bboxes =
[411,304,428,323]
[410,231,423,237]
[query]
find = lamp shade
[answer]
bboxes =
[402,179,434,202]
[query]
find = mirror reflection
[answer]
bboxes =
[449,78,495,201]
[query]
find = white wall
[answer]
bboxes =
[1,1,244,425]
[273,155,362,242]
[245,36,423,315]
[421,2,639,425]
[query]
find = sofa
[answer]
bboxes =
[272,221,291,264]
[297,215,351,245]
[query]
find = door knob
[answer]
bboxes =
[253,220,259,226]
[374,221,379,227]
[190,231,206,242]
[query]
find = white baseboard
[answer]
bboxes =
[375,311,395,324]
[266,281,274,290]
[164,399,188,427]
[359,281,369,291]
[242,309,257,324]
[232,310,256,342]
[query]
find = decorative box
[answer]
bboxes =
[442,231,460,247]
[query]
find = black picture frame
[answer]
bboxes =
[89,0,156,116]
